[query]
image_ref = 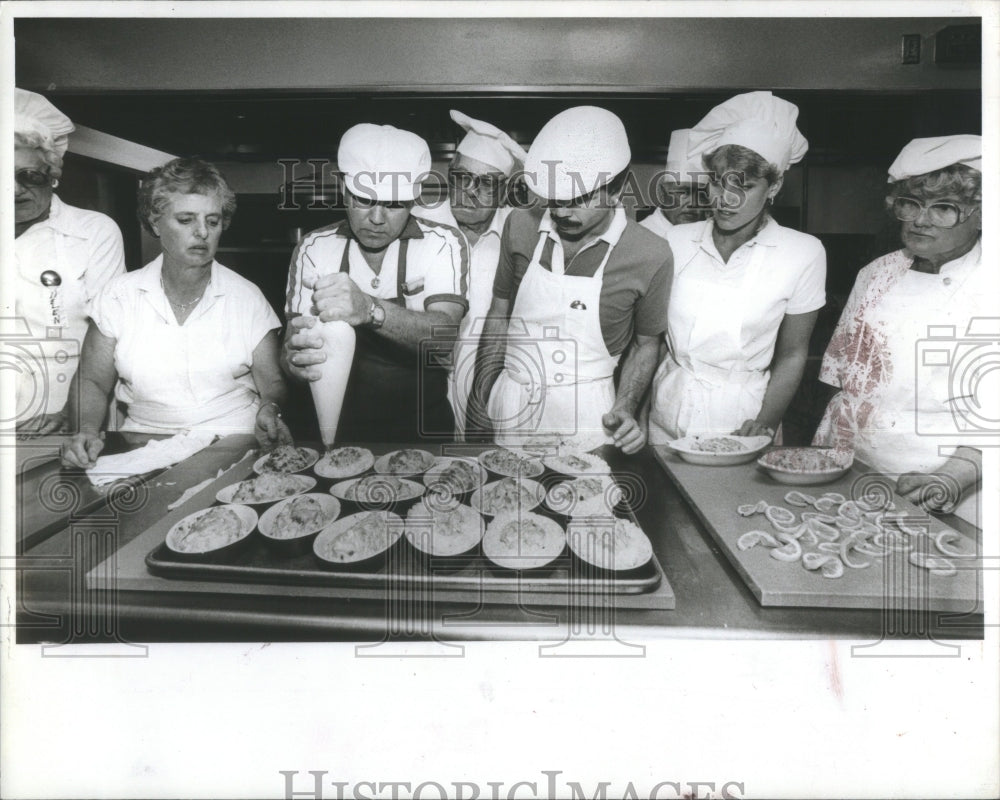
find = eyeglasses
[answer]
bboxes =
[15,169,51,188]
[892,196,979,228]
[448,171,506,196]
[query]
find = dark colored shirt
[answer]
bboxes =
[492,206,672,355]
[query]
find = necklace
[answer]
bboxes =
[161,274,208,311]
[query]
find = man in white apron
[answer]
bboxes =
[467,106,672,454]
[639,128,711,240]
[414,111,527,439]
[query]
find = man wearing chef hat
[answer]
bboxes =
[640,128,711,239]
[282,123,469,442]
[11,88,126,435]
[414,110,528,439]
[466,106,672,453]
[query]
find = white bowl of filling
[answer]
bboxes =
[314,446,375,479]
[257,493,341,553]
[313,510,404,569]
[165,504,258,559]
[252,445,319,475]
[216,473,316,505]
[757,447,854,485]
[566,517,654,572]
[470,477,546,517]
[404,501,484,557]
[482,511,566,570]
[667,435,772,466]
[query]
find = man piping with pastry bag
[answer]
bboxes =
[415,110,528,439]
[640,128,712,239]
[282,124,469,442]
[466,106,673,453]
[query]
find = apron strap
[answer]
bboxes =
[339,233,407,309]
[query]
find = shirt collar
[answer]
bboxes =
[538,204,627,247]
[138,254,224,297]
[695,215,780,259]
[344,213,425,242]
[34,195,90,240]
[904,238,981,275]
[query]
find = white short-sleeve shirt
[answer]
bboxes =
[13,195,125,416]
[665,217,826,372]
[639,210,674,240]
[285,215,469,317]
[90,256,281,434]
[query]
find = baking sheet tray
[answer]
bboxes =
[655,447,982,612]
[92,446,675,611]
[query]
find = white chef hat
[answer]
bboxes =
[338,123,432,203]
[688,91,808,173]
[523,106,631,201]
[887,135,982,181]
[14,88,75,159]
[451,110,528,176]
[663,129,707,184]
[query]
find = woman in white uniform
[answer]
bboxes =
[13,89,126,435]
[814,136,985,522]
[60,158,292,468]
[648,91,827,443]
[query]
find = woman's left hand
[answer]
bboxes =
[896,450,980,514]
[17,410,71,438]
[255,403,294,450]
[734,419,775,438]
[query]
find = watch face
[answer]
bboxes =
[371,301,386,328]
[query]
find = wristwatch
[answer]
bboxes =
[367,298,385,329]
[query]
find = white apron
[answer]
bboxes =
[648,238,770,442]
[819,264,983,523]
[488,231,619,447]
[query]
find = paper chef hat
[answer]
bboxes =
[338,123,432,202]
[523,106,631,201]
[451,110,527,175]
[663,129,707,184]
[688,91,808,173]
[887,135,982,181]
[15,88,75,159]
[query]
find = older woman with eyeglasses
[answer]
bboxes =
[814,135,986,522]
[60,157,292,468]
[13,89,126,436]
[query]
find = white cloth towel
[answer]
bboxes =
[86,431,216,487]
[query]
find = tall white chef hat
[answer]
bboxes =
[887,135,982,181]
[663,129,707,184]
[523,106,631,201]
[15,88,75,159]
[688,91,808,173]
[338,123,432,203]
[451,110,528,176]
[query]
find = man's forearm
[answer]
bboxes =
[377,302,459,353]
[611,338,660,418]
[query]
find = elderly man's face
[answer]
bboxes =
[448,153,507,228]
[15,147,55,226]
[900,193,981,262]
[345,191,414,251]
[657,178,710,225]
